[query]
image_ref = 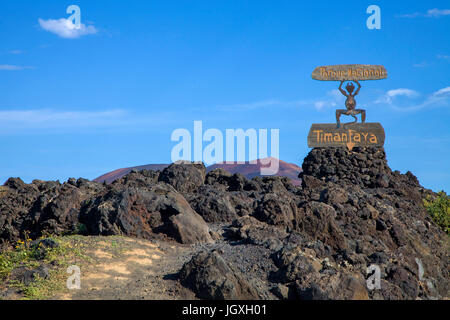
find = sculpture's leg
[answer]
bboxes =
[354,109,366,123]
[336,109,345,128]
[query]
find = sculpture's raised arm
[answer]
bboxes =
[338,81,348,97]
[354,80,361,96]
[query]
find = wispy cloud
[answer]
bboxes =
[0,109,124,125]
[229,99,296,109]
[397,8,450,18]
[38,18,97,39]
[429,87,450,103]
[9,50,25,55]
[0,108,183,134]
[387,88,419,98]
[216,99,308,111]
[413,61,428,68]
[425,8,450,17]
[412,54,450,67]
[218,90,342,112]
[375,88,419,104]
[374,87,450,112]
[0,65,34,71]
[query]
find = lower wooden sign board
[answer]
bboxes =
[307,123,385,151]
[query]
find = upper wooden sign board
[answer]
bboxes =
[311,64,387,81]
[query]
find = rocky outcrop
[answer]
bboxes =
[0,176,213,245]
[301,147,391,188]
[80,183,213,244]
[0,148,448,300]
[0,178,103,243]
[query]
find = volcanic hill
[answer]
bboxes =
[94,157,302,186]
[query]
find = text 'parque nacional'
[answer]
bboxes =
[311,64,387,81]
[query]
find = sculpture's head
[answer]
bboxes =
[345,82,355,94]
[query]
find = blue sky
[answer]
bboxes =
[0,0,449,192]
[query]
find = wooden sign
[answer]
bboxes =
[311,64,387,81]
[307,123,385,151]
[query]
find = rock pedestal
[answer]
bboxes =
[300,147,419,189]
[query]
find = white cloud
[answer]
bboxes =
[397,8,450,18]
[374,87,450,111]
[426,8,450,17]
[387,88,419,98]
[216,86,448,115]
[375,88,419,105]
[38,18,97,39]
[0,65,34,71]
[432,87,450,96]
[428,87,450,103]
[437,54,450,60]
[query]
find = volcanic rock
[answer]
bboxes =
[158,162,206,194]
[80,183,212,244]
[300,147,391,188]
[179,250,260,300]
[0,146,448,300]
[227,215,288,250]
[186,186,239,223]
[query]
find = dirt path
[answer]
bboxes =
[54,236,197,300]
[2,228,277,300]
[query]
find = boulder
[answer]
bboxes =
[205,168,232,189]
[11,265,50,286]
[386,266,419,299]
[186,186,238,222]
[254,193,297,230]
[158,162,206,194]
[81,183,212,244]
[179,250,259,300]
[228,215,288,250]
[296,201,347,251]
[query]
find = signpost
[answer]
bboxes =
[309,64,387,151]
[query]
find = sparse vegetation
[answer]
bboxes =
[76,223,88,235]
[0,234,92,300]
[423,191,450,235]
[110,239,126,257]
